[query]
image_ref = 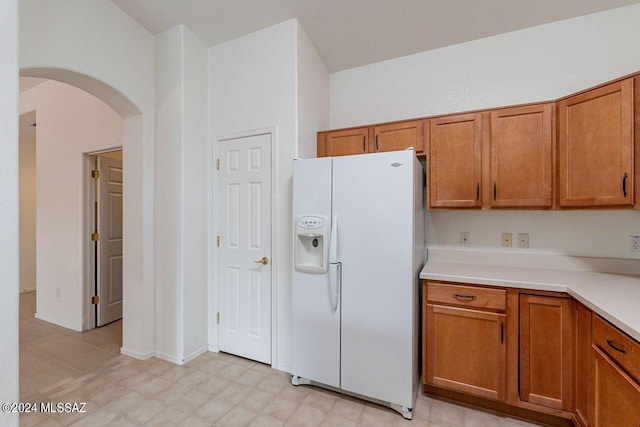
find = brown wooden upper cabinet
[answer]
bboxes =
[318,119,425,158]
[490,104,553,208]
[372,120,424,153]
[557,78,635,207]
[318,127,369,158]
[429,113,483,208]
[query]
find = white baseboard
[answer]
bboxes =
[182,347,208,364]
[120,347,154,360]
[153,350,184,365]
[153,346,209,365]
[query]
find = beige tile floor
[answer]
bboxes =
[18,292,542,426]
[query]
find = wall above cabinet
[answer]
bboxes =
[317,72,640,210]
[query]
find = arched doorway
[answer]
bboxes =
[19,67,151,359]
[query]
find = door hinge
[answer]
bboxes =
[217,235,220,247]
[216,158,220,170]
[92,295,100,304]
[91,232,100,242]
[91,170,99,179]
[216,312,220,324]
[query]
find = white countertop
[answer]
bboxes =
[420,249,640,342]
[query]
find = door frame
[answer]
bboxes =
[209,126,279,367]
[83,147,123,331]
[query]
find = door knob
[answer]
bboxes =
[254,256,269,265]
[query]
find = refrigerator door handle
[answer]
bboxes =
[329,261,341,312]
[329,215,338,263]
[329,215,340,312]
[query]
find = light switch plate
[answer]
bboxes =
[502,233,512,248]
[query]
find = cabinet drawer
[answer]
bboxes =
[427,282,506,311]
[593,315,640,383]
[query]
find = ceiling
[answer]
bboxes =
[111,0,640,72]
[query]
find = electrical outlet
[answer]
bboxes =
[517,233,529,249]
[502,233,512,248]
[630,235,640,252]
[460,232,470,247]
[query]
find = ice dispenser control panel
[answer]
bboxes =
[294,215,329,274]
[296,216,326,229]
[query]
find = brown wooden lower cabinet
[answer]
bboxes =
[425,304,506,400]
[593,346,640,426]
[519,294,574,411]
[574,303,593,427]
[422,280,640,426]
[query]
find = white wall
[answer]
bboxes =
[19,80,124,330]
[296,22,330,159]
[154,26,183,362]
[209,19,329,371]
[182,27,209,361]
[20,0,156,356]
[154,25,208,364]
[0,0,19,424]
[19,123,36,292]
[330,4,640,259]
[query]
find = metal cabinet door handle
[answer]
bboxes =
[607,339,626,354]
[453,294,476,301]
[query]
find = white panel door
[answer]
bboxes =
[218,134,271,364]
[97,155,123,327]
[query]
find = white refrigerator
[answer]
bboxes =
[291,149,424,419]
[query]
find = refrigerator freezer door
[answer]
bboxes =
[333,150,416,408]
[291,157,340,388]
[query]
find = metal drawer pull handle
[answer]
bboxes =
[622,173,628,197]
[362,136,366,152]
[453,294,476,301]
[607,339,626,354]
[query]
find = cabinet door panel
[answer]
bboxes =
[574,303,592,427]
[429,113,482,208]
[373,120,424,154]
[324,128,369,157]
[426,304,506,400]
[558,79,634,207]
[519,295,573,411]
[490,104,553,207]
[594,347,640,427]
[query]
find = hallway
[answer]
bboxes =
[19,291,122,401]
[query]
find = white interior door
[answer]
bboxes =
[96,154,123,326]
[218,133,271,364]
